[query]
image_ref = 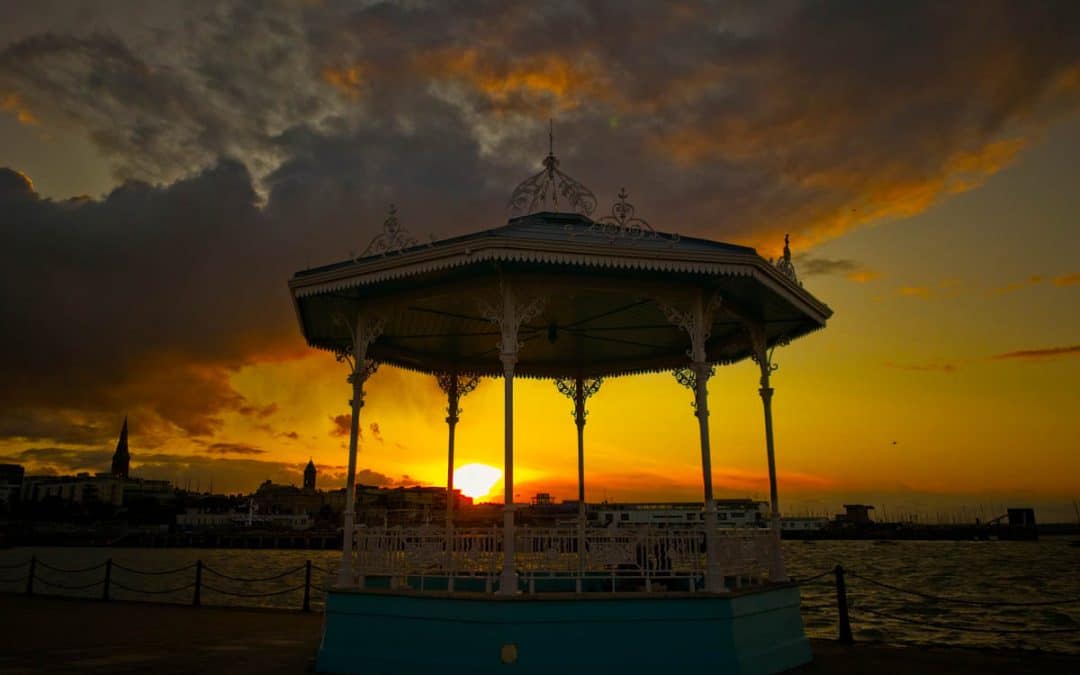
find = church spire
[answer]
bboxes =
[111,416,130,479]
[303,457,317,491]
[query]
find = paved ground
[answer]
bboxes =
[0,594,1077,674]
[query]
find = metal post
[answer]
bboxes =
[193,560,202,607]
[693,361,722,593]
[302,560,312,612]
[102,558,112,601]
[445,377,459,593]
[759,374,787,581]
[575,375,587,593]
[340,372,363,587]
[25,555,35,596]
[835,564,854,644]
[500,353,517,595]
[336,315,381,589]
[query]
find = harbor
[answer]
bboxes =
[3,540,1078,655]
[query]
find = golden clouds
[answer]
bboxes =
[415,48,612,114]
[846,269,880,283]
[0,92,37,125]
[322,63,365,97]
[993,272,1079,293]
[899,286,932,299]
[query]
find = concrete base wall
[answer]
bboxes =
[316,585,811,675]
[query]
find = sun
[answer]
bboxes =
[454,463,502,500]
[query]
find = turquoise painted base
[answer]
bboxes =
[316,584,811,674]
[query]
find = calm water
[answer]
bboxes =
[2,538,1078,653]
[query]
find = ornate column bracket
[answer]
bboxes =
[554,376,603,427]
[476,281,547,375]
[658,290,722,404]
[437,372,482,426]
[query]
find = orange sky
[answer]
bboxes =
[0,2,1077,522]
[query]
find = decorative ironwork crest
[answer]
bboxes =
[357,205,418,259]
[590,188,657,243]
[774,234,799,284]
[507,122,597,217]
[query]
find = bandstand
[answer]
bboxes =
[289,141,831,674]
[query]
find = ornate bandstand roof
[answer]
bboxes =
[289,144,831,379]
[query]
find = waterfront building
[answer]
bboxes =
[837,504,875,524]
[0,463,23,507]
[20,472,125,506]
[303,458,317,491]
[19,420,172,508]
[780,516,830,532]
[288,135,831,673]
[252,479,323,517]
[594,499,769,528]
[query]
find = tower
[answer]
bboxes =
[304,458,317,491]
[111,416,130,479]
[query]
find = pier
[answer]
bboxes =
[1,594,1077,674]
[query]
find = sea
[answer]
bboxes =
[2,538,1078,653]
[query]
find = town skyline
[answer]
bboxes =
[1,3,1077,523]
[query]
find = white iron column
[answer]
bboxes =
[662,290,724,593]
[751,327,787,582]
[444,376,460,532]
[336,315,382,588]
[437,372,479,592]
[500,346,517,594]
[556,374,602,591]
[481,282,544,596]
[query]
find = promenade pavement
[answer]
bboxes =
[0,594,1077,674]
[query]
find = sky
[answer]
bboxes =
[0,1,1077,521]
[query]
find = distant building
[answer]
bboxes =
[19,418,172,507]
[304,459,317,491]
[594,500,767,528]
[21,473,125,506]
[110,417,130,479]
[253,479,322,517]
[836,504,874,525]
[781,516,830,532]
[0,463,25,506]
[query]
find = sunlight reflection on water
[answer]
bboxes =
[2,538,1078,652]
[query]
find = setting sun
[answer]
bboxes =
[454,463,502,500]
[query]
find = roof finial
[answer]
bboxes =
[507,123,597,217]
[776,233,798,283]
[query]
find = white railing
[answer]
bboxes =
[348,525,777,593]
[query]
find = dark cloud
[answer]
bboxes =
[0,0,1077,453]
[885,361,958,374]
[0,160,307,443]
[796,255,879,282]
[2,447,114,475]
[328,414,351,438]
[204,442,266,456]
[238,403,278,419]
[992,345,1080,361]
